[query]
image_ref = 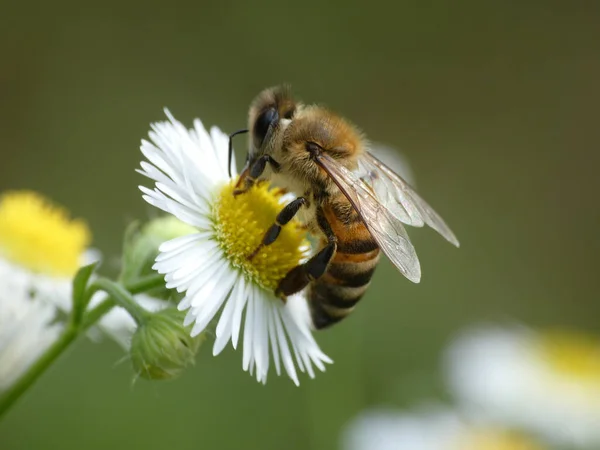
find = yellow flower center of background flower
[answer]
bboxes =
[214,182,308,293]
[0,191,91,277]
[452,429,545,450]
[536,329,600,385]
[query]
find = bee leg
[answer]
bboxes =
[275,241,337,299]
[247,197,307,260]
[275,206,337,299]
[233,154,281,196]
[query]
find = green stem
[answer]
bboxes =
[88,278,150,325]
[81,274,165,329]
[0,325,78,419]
[0,273,166,419]
[127,273,165,295]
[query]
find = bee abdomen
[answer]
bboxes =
[308,249,380,329]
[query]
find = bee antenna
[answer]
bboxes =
[228,129,249,178]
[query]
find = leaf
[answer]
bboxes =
[71,261,99,323]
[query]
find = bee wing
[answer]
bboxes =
[314,152,422,283]
[358,151,460,247]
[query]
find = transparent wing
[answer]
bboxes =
[357,151,460,247]
[315,153,422,283]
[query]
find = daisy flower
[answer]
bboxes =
[137,110,332,385]
[444,325,600,448]
[341,405,546,450]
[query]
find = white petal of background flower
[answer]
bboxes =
[0,258,63,390]
[444,325,600,448]
[341,406,467,450]
[140,111,331,384]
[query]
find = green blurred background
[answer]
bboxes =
[1,1,599,449]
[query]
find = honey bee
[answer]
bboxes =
[231,86,459,329]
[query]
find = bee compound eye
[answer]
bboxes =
[253,107,278,146]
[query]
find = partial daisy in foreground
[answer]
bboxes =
[0,190,89,389]
[137,110,332,385]
[445,325,600,448]
[341,405,546,450]
[0,190,163,389]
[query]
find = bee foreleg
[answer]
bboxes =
[247,197,307,260]
[233,155,281,196]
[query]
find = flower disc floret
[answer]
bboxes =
[0,191,90,276]
[214,182,307,292]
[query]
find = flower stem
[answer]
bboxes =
[127,273,166,295]
[0,273,166,419]
[0,324,78,419]
[87,278,151,325]
[81,273,165,329]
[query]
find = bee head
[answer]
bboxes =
[247,85,297,163]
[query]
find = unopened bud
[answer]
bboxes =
[121,216,196,295]
[130,308,203,380]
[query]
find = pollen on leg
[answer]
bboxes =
[213,182,309,292]
[0,191,91,276]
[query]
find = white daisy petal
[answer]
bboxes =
[252,286,269,380]
[210,125,235,177]
[189,269,237,337]
[157,233,202,254]
[267,306,282,376]
[242,291,255,372]
[231,277,249,349]
[212,278,243,356]
[273,307,299,386]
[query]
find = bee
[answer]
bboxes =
[231,86,459,329]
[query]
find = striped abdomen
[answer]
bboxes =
[308,200,380,329]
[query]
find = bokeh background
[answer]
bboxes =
[1,1,599,449]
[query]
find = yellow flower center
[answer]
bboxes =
[452,429,545,450]
[214,182,308,292]
[536,329,600,385]
[0,191,91,277]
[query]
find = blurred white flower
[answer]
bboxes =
[341,405,546,450]
[138,110,331,385]
[0,190,165,390]
[445,325,600,448]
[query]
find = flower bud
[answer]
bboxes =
[130,308,203,380]
[121,216,196,295]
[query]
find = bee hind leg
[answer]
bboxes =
[248,197,307,260]
[276,207,337,298]
[275,241,337,299]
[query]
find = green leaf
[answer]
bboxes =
[71,261,99,324]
